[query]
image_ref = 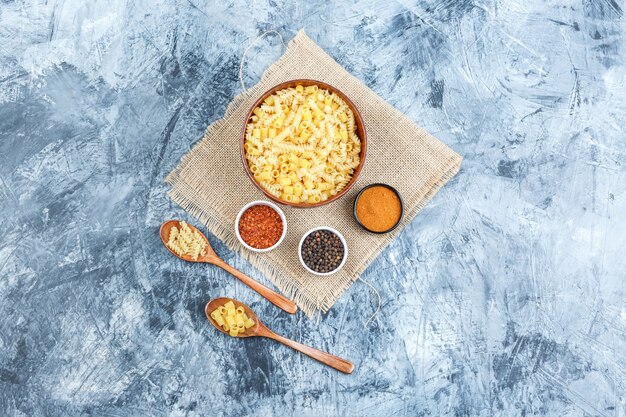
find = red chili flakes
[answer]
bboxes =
[238,205,283,249]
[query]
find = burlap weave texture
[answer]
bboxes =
[166,30,462,316]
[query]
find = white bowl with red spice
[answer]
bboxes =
[235,200,287,253]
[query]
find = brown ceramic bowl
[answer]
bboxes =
[240,79,367,208]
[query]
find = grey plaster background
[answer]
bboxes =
[1,0,625,416]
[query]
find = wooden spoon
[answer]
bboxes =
[205,297,354,374]
[160,220,297,314]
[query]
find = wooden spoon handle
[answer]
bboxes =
[267,332,354,374]
[212,259,298,314]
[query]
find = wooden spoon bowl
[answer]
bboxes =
[205,297,354,374]
[160,220,217,263]
[205,297,260,338]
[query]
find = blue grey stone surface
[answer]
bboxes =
[1,0,625,416]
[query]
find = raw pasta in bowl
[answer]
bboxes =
[241,80,367,207]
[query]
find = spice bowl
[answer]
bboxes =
[235,200,287,253]
[353,183,404,234]
[298,227,348,276]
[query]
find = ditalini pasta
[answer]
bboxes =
[210,300,255,337]
[244,84,361,204]
[166,221,208,261]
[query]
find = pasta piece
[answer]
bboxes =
[213,315,225,327]
[210,309,225,327]
[224,301,236,315]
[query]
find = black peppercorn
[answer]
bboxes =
[301,229,345,273]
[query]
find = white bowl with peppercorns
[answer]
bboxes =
[235,200,287,253]
[298,227,348,276]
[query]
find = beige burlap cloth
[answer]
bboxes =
[166,30,462,316]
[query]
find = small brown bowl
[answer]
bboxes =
[353,183,404,234]
[240,79,367,208]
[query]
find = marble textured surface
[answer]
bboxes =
[1,0,625,416]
